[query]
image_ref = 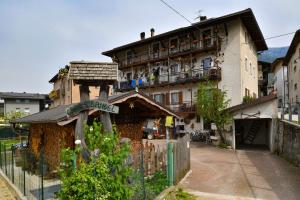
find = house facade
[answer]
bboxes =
[271,57,288,108]
[284,30,300,113]
[102,9,267,132]
[49,65,102,107]
[0,92,49,115]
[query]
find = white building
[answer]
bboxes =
[102,8,267,133]
[271,57,288,108]
[284,29,300,114]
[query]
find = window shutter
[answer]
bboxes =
[179,91,183,104]
[161,94,166,105]
[166,93,170,105]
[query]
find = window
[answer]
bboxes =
[126,50,134,64]
[245,88,250,97]
[15,108,20,112]
[24,108,30,114]
[245,58,248,71]
[170,64,180,75]
[24,99,30,103]
[196,115,201,123]
[152,42,160,58]
[154,94,164,104]
[169,38,178,53]
[295,83,298,90]
[253,93,257,99]
[202,29,212,48]
[250,62,252,75]
[16,99,21,103]
[171,92,179,104]
[294,65,297,72]
[245,31,248,43]
[202,57,212,70]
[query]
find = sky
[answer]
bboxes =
[0,0,299,94]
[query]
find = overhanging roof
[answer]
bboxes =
[11,91,179,124]
[226,94,277,113]
[283,29,300,65]
[102,8,267,56]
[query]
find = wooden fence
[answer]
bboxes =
[131,134,190,184]
[173,134,190,184]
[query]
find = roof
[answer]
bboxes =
[68,61,118,83]
[49,74,58,83]
[0,92,47,100]
[283,29,300,65]
[258,47,288,63]
[102,8,267,56]
[226,94,277,113]
[12,91,179,124]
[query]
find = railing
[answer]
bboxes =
[119,40,217,68]
[166,101,196,113]
[117,68,221,91]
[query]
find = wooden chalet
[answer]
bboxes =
[11,91,179,171]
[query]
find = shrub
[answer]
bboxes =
[57,121,133,200]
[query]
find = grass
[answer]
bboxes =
[0,138,21,150]
[165,188,196,200]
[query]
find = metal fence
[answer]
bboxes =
[0,139,60,200]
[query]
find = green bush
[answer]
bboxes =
[243,96,255,104]
[57,121,133,200]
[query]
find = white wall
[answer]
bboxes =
[288,42,300,104]
[4,99,40,115]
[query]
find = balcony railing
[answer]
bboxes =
[116,68,221,91]
[119,41,218,68]
[166,101,196,113]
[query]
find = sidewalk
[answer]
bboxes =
[0,176,17,200]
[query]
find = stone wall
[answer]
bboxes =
[275,120,300,166]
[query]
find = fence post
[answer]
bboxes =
[167,143,174,186]
[40,149,44,200]
[140,146,146,200]
[0,142,2,169]
[11,147,14,184]
[23,148,26,196]
[4,144,7,175]
[298,103,300,125]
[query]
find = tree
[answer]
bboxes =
[4,111,26,123]
[196,81,231,144]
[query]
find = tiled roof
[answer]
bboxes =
[283,29,300,65]
[68,61,117,81]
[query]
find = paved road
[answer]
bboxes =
[0,176,16,200]
[179,143,300,200]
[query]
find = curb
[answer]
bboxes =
[154,186,176,200]
[0,170,26,200]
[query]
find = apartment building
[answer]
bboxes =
[102,9,267,131]
[49,65,100,107]
[284,29,300,113]
[0,92,49,115]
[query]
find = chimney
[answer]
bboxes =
[140,32,145,40]
[150,28,155,37]
[200,16,207,21]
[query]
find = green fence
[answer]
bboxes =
[0,139,60,200]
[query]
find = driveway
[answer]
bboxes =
[179,143,300,200]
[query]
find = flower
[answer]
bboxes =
[75,140,81,145]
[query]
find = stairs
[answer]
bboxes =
[244,120,261,144]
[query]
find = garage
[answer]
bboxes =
[227,94,278,152]
[235,118,272,150]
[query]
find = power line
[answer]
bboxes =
[264,31,296,40]
[159,0,193,24]
[159,0,296,43]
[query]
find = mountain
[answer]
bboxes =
[258,47,289,63]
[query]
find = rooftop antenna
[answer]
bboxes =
[194,10,203,21]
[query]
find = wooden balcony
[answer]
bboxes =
[119,42,218,69]
[116,68,221,91]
